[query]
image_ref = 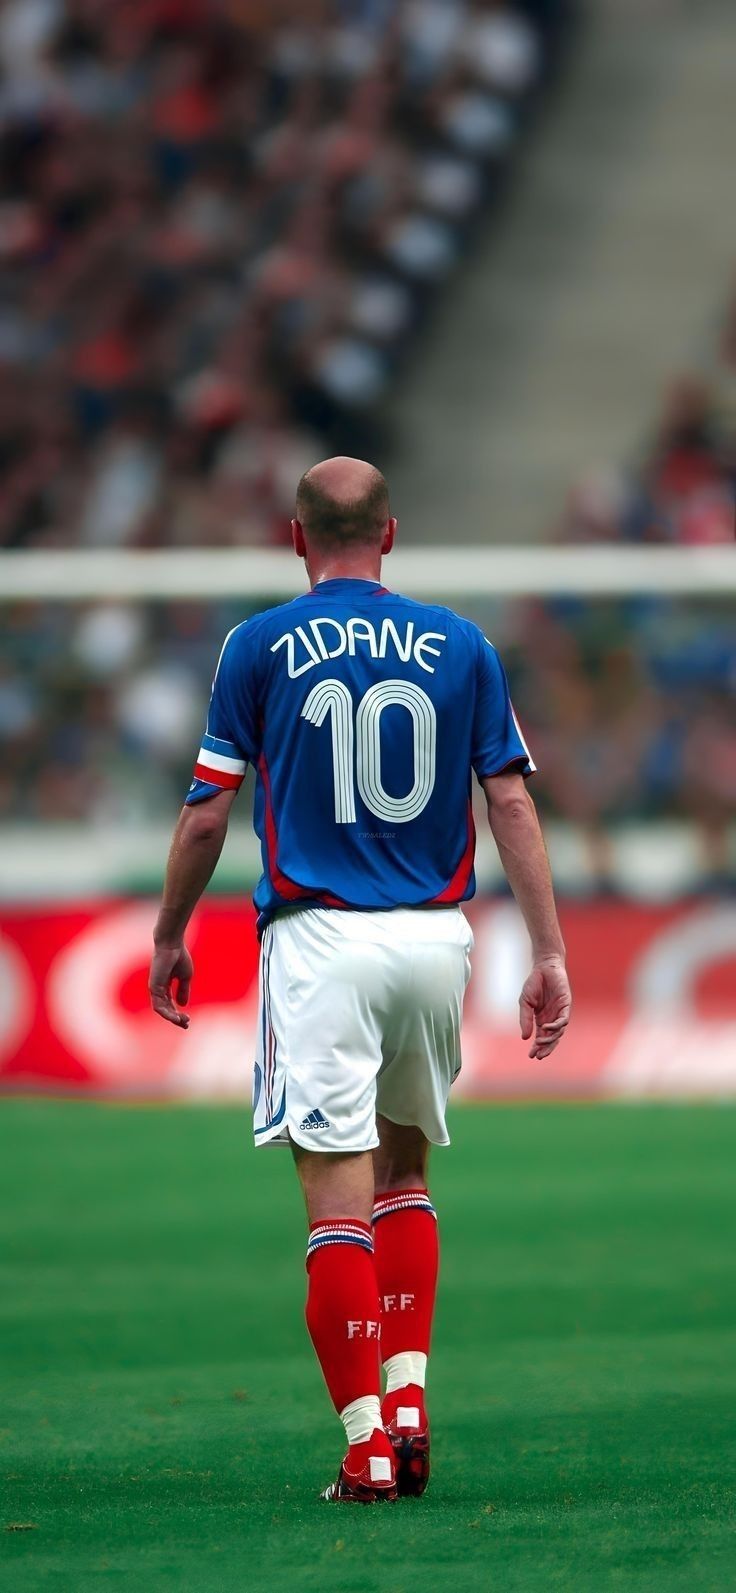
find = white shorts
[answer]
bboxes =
[253,905,473,1153]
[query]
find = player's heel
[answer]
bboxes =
[387,1427,430,1497]
[382,1392,431,1496]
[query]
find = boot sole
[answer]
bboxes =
[321,1476,398,1504]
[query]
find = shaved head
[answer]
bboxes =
[296,456,390,550]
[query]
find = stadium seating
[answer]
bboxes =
[0,0,571,552]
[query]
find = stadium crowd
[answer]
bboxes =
[0,0,569,551]
[557,361,736,548]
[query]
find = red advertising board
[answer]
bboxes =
[0,899,735,1099]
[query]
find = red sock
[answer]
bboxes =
[305,1219,383,1422]
[372,1189,438,1423]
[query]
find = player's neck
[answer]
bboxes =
[307,556,382,588]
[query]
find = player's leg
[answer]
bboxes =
[294,1144,374,1223]
[255,906,433,1500]
[292,1142,397,1502]
[372,1118,437,1494]
[372,905,472,1493]
[373,1119,437,1394]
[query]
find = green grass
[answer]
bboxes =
[1,1102,735,1592]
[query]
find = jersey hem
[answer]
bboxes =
[256,898,469,934]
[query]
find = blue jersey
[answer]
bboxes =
[186,577,534,931]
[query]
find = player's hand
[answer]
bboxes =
[149,943,193,1029]
[519,955,571,1061]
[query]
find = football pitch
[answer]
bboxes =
[2,1101,735,1592]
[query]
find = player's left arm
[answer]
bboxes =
[150,789,237,1028]
[470,627,570,1061]
[482,772,571,1061]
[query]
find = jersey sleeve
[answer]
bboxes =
[471,632,536,780]
[186,624,260,805]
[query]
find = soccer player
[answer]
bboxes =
[149,457,571,1504]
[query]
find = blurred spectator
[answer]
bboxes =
[0,0,570,550]
[558,315,736,545]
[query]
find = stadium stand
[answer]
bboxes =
[556,359,736,548]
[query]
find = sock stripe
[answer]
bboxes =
[306,1221,374,1261]
[309,1222,373,1239]
[307,1235,374,1257]
[372,1193,436,1223]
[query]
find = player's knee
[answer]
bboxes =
[291,1141,375,1223]
[374,1118,429,1191]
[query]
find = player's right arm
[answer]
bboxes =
[482,772,570,1061]
[150,789,237,1028]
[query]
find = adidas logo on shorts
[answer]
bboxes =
[300,1109,330,1131]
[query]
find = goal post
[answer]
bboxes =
[1,544,735,601]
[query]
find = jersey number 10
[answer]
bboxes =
[301,678,437,825]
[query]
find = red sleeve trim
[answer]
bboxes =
[430,798,476,905]
[193,762,243,790]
